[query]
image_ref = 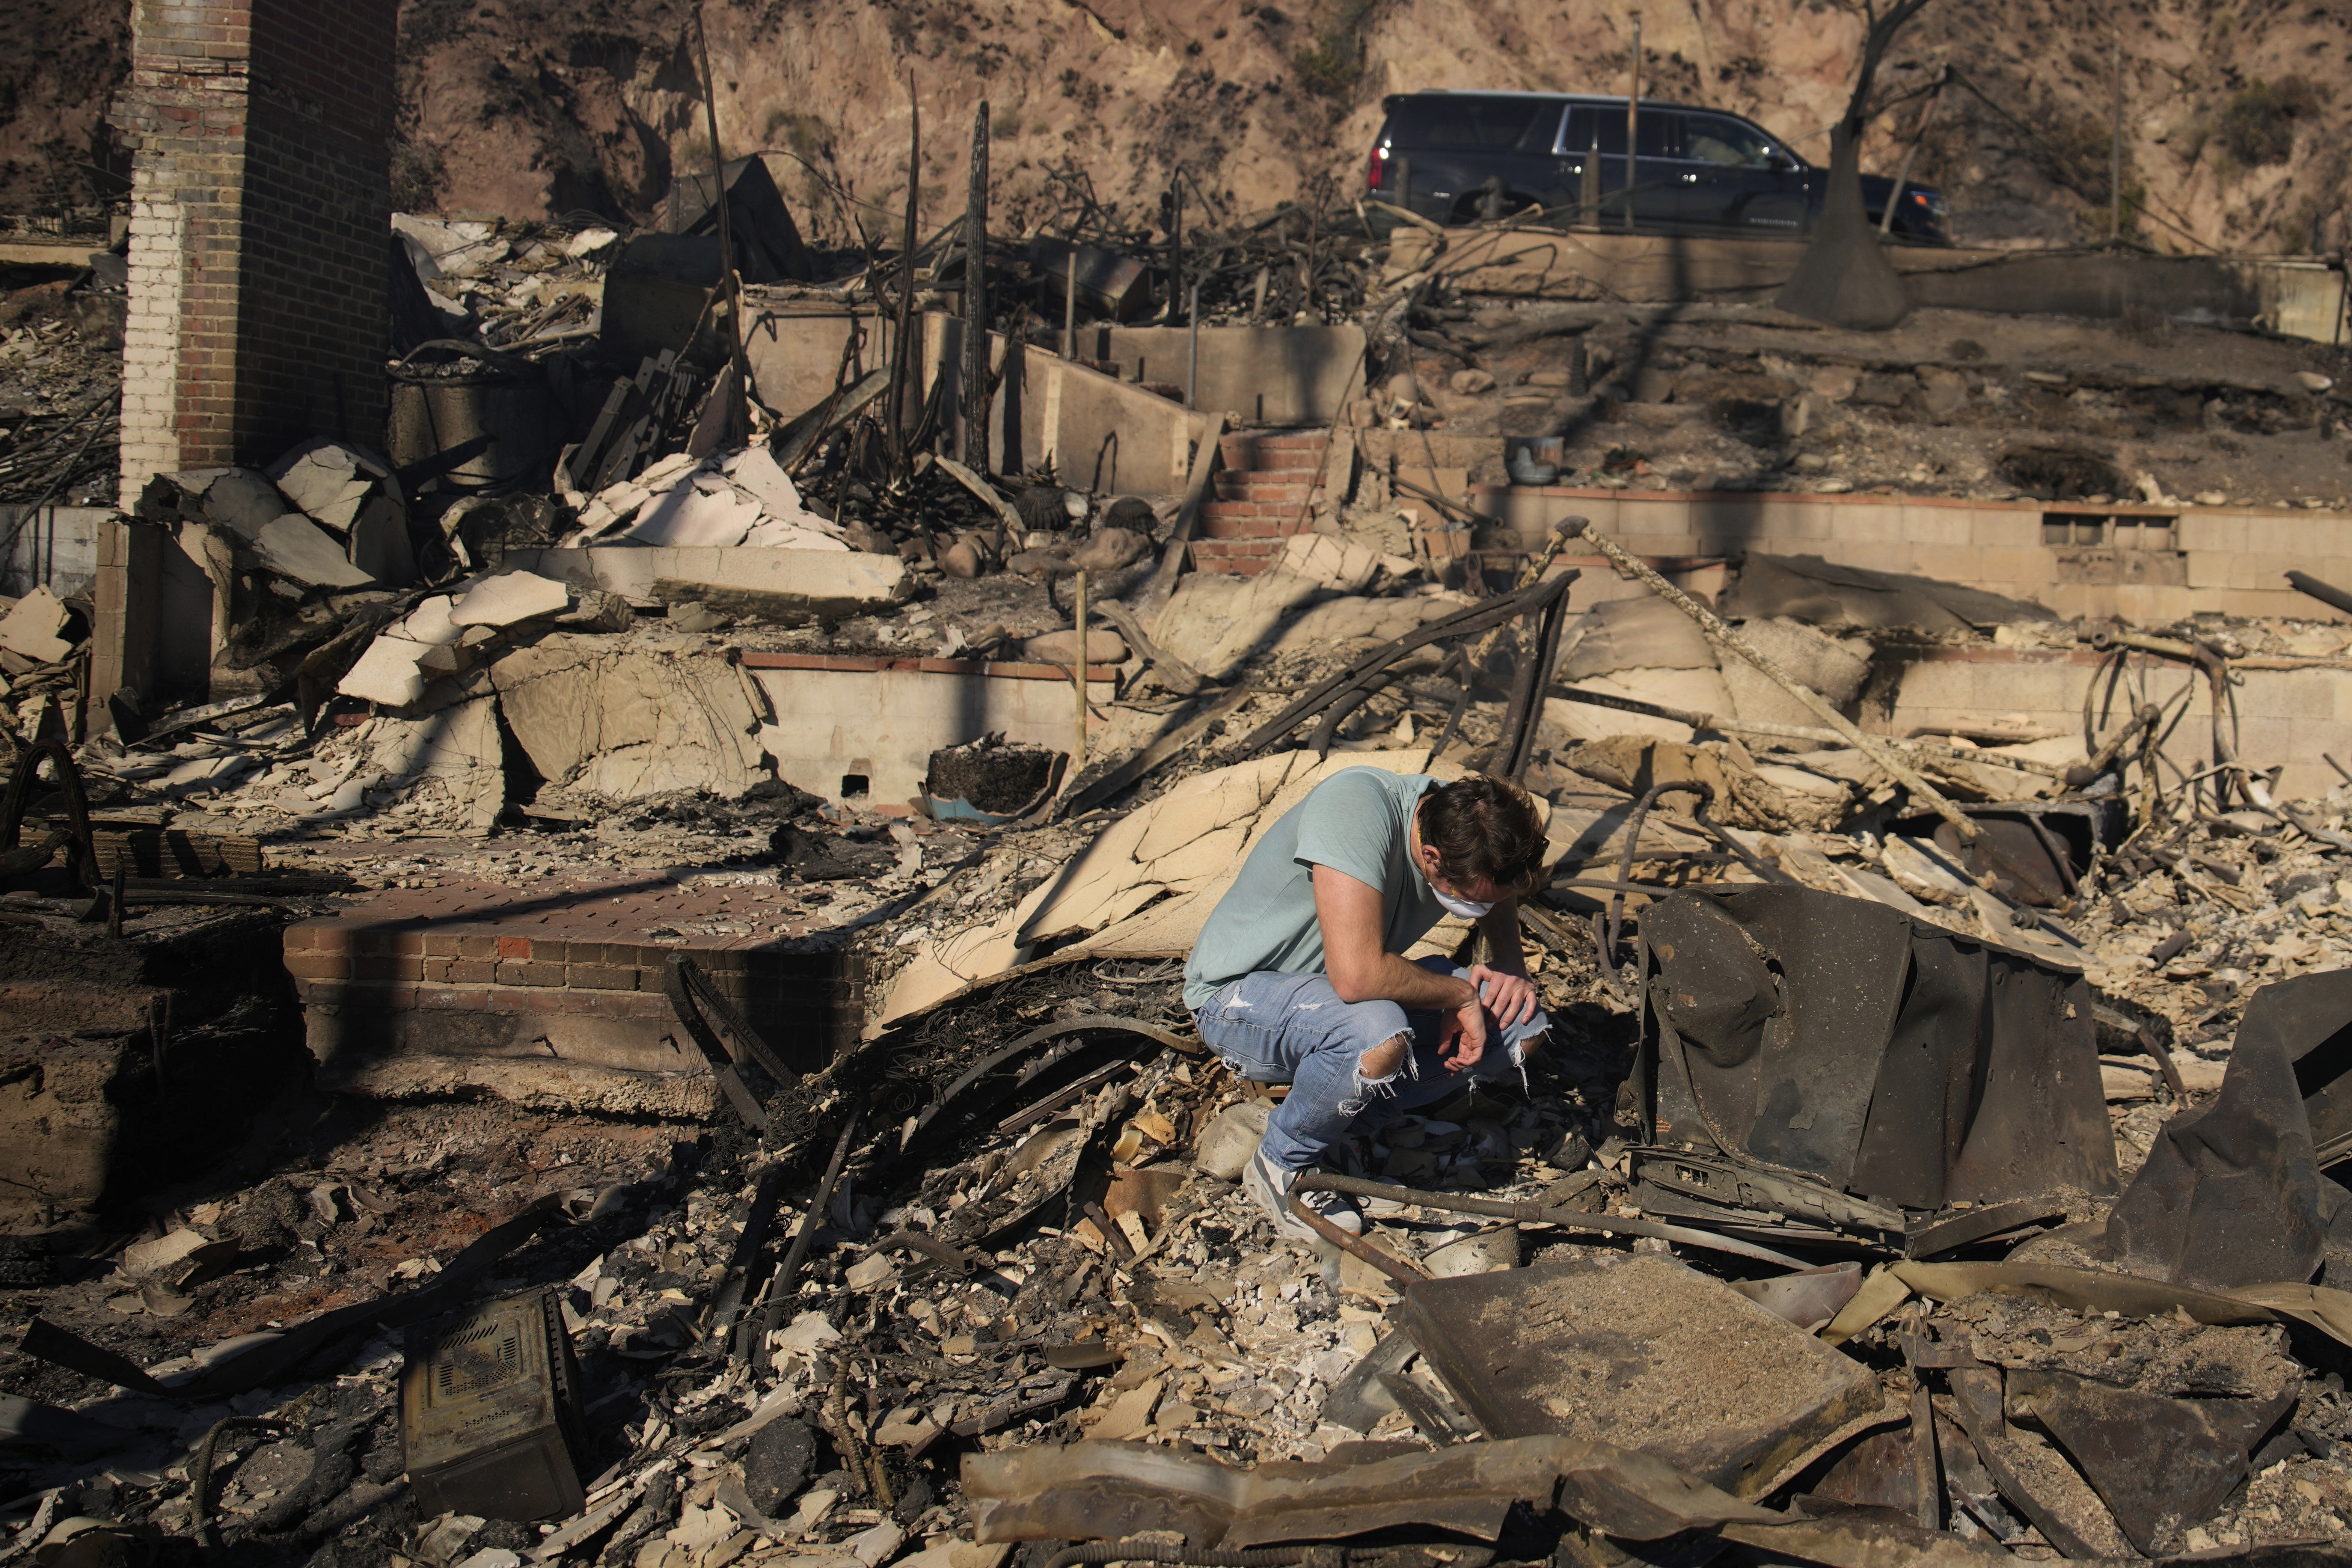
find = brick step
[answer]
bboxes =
[1200,514,1318,540]
[1212,473,1321,502]
[1188,538,1284,574]
[1199,499,1320,523]
[1218,442,1326,473]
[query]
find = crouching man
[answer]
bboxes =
[1182,768,1552,1240]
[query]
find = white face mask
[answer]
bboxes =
[1429,884,1494,920]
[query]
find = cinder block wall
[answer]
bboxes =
[111,0,397,501]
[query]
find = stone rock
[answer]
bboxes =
[1196,1101,1272,1182]
[1004,549,1075,579]
[488,634,768,799]
[337,634,437,709]
[1022,628,1129,665]
[1069,526,1148,574]
[1449,368,1497,395]
[1918,367,1968,418]
[253,513,375,588]
[743,1418,817,1515]
[1631,368,1676,403]
[2296,371,2333,394]
[1809,367,1859,403]
[941,541,983,579]
[2193,490,2228,506]
[0,585,74,662]
[1777,395,1811,439]
[452,570,571,628]
[1384,372,1421,407]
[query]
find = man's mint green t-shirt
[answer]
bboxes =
[1182,767,1446,1010]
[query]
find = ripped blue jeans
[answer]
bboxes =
[1191,958,1551,1174]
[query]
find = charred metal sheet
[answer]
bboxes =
[1898,798,2124,909]
[1635,885,2116,1250]
[2108,968,2352,1293]
[1396,1256,1885,1501]
[2006,1368,2296,1556]
[1322,1328,1414,1433]
[960,1434,1782,1547]
[1729,1261,1866,1330]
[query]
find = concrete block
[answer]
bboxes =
[1829,505,1904,545]
[1898,505,1974,548]
[1970,508,2040,547]
[1907,544,1983,582]
[2175,513,2246,554]
[501,546,908,624]
[1975,546,2051,588]
[2185,552,2234,591]
[2238,671,2336,721]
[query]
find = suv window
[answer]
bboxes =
[1560,106,1682,159]
[1385,96,1556,151]
[1686,113,1780,168]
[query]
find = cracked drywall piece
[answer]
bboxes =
[627,484,766,548]
[347,492,416,586]
[0,585,74,663]
[402,595,462,647]
[451,570,571,628]
[490,634,767,799]
[253,513,376,588]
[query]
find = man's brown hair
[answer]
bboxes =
[1417,774,1547,896]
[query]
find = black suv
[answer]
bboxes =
[1368,91,1949,244]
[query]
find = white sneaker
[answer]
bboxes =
[1244,1147,1363,1241]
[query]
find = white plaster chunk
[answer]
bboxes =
[739,519,849,550]
[402,595,462,646]
[451,570,571,627]
[0,585,74,662]
[625,484,764,548]
[337,634,437,709]
[253,513,375,588]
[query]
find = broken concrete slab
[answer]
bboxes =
[0,585,74,662]
[336,634,439,709]
[501,547,908,625]
[1399,1254,1886,1500]
[451,570,572,629]
[489,634,769,799]
[199,469,290,541]
[252,513,375,589]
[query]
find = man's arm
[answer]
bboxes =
[1313,864,1476,1010]
[1472,900,1541,1031]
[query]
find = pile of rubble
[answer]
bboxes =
[15,483,2352,1568]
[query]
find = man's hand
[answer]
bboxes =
[1437,995,1489,1071]
[1465,964,1538,1030]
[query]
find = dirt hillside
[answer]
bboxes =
[2,0,2347,257]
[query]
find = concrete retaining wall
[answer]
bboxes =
[1385,229,2347,343]
[1088,325,1365,425]
[747,652,1116,808]
[1468,484,2352,625]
